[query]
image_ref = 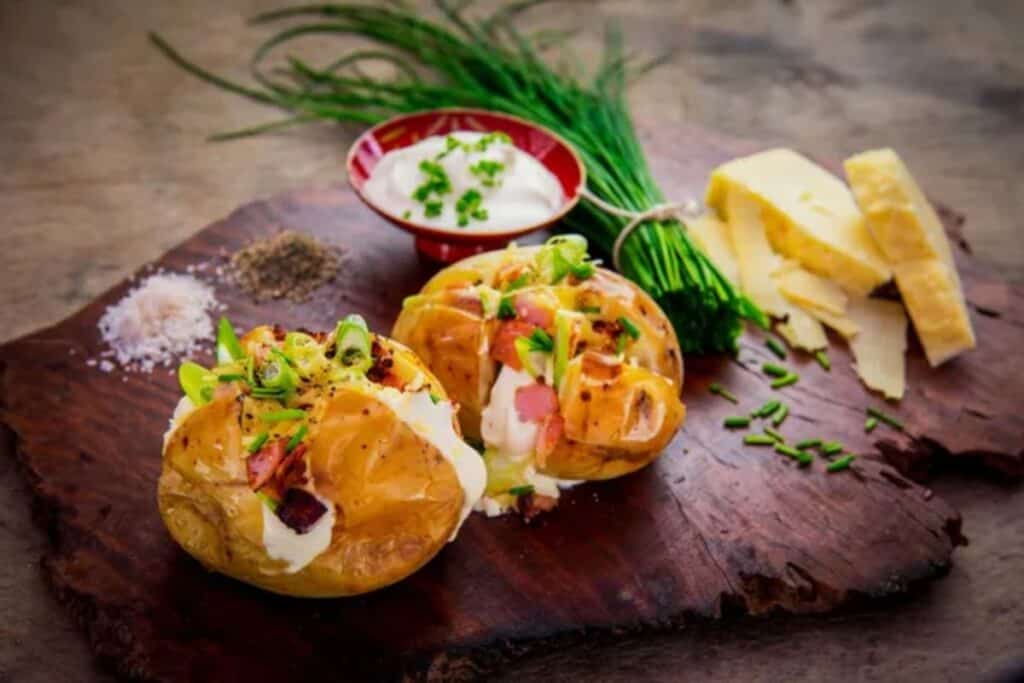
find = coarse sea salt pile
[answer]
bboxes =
[96,273,220,373]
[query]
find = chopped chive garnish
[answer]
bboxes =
[618,316,641,340]
[429,392,442,405]
[255,491,279,511]
[497,297,516,320]
[775,443,813,466]
[709,382,738,404]
[616,334,628,354]
[285,424,308,452]
[744,434,776,446]
[814,350,831,371]
[218,373,248,383]
[827,454,856,472]
[260,408,306,423]
[402,210,411,220]
[865,417,879,433]
[508,485,534,497]
[505,272,531,292]
[246,432,269,454]
[772,403,790,427]
[821,441,844,456]
[578,305,601,314]
[866,407,903,430]
[724,416,751,428]
[795,438,822,450]
[755,399,781,417]
[765,337,787,359]
[251,387,286,398]
[762,363,788,378]
[764,426,785,443]
[771,373,799,389]
[527,328,554,352]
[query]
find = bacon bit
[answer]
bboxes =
[514,294,554,329]
[265,444,308,498]
[514,381,559,422]
[580,351,623,381]
[246,438,286,491]
[535,413,564,468]
[590,319,624,338]
[490,320,537,370]
[367,340,404,388]
[517,492,558,522]
[271,324,288,341]
[275,488,328,534]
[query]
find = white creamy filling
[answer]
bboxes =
[481,366,539,457]
[370,386,487,536]
[163,395,196,447]
[363,131,564,233]
[261,495,336,574]
[477,366,580,516]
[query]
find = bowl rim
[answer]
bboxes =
[345,107,587,243]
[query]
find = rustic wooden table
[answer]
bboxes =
[1,1,1022,681]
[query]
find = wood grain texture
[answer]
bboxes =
[2,123,1021,681]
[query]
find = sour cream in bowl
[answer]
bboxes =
[347,109,585,262]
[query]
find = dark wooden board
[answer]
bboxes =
[2,124,1022,681]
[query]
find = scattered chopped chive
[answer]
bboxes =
[827,454,856,472]
[724,416,751,428]
[867,406,903,430]
[744,434,776,446]
[424,199,443,217]
[618,316,641,340]
[795,438,822,450]
[865,417,879,433]
[402,210,411,220]
[814,350,831,371]
[429,392,442,405]
[771,373,799,389]
[775,443,813,466]
[505,273,531,292]
[709,382,739,403]
[578,305,602,314]
[285,424,308,452]
[756,399,781,418]
[765,337,787,359]
[218,373,248,383]
[260,408,306,423]
[246,431,269,454]
[762,363,788,378]
[772,403,790,427]
[764,427,785,443]
[821,441,844,456]
[251,387,286,398]
[616,334,628,354]
[255,491,279,511]
[508,485,534,497]
[569,261,596,279]
[497,297,516,320]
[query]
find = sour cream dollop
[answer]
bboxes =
[363,131,565,232]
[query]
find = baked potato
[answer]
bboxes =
[158,316,486,597]
[393,235,686,517]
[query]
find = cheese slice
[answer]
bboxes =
[845,297,907,400]
[724,189,787,316]
[687,211,740,285]
[776,302,828,351]
[844,149,976,366]
[707,148,891,295]
[805,306,859,338]
[774,261,848,316]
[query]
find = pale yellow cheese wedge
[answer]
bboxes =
[724,189,787,316]
[845,297,907,400]
[777,302,828,352]
[707,148,891,295]
[774,262,848,316]
[687,212,740,286]
[805,306,859,339]
[844,149,976,366]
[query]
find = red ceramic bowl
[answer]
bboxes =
[347,108,585,262]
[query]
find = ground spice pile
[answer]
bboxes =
[228,231,342,302]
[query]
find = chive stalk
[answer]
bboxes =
[724,416,751,429]
[771,373,799,389]
[827,455,855,472]
[821,441,844,456]
[755,399,781,418]
[508,485,535,497]
[764,427,785,443]
[247,431,270,454]
[762,363,788,378]
[814,350,831,371]
[744,434,776,446]
[867,407,903,430]
[795,438,821,450]
[286,424,308,452]
[865,417,879,433]
[775,443,813,466]
[772,403,790,427]
[260,408,306,423]
[765,337,787,359]
[709,383,738,404]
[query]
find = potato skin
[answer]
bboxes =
[158,333,464,598]
[393,246,686,481]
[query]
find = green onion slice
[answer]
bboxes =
[260,408,307,423]
[618,316,641,340]
[179,361,216,406]
[553,310,579,390]
[247,431,269,454]
[286,424,308,452]
[335,314,372,372]
[216,317,245,365]
[508,484,535,497]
